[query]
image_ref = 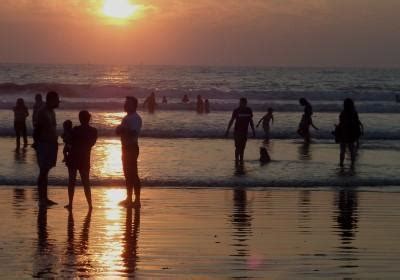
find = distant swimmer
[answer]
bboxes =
[256,107,274,140]
[204,99,210,113]
[117,96,142,208]
[36,91,60,207]
[196,95,204,113]
[297,98,318,143]
[13,98,29,148]
[64,111,97,210]
[335,98,363,167]
[162,96,168,104]
[182,94,189,104]
[143,92,156,113]
[225,98,256,166]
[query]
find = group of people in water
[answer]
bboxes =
[12,92,363,209]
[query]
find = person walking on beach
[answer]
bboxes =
[256,108,274,140]
[297,98,318,143]
[196,95,204,113]
[64,111,97,210]
[13,98,29,148]
[36,91,60,206]
[225,98,256,165]
[117,97,142,208]
[335,98,363,167]
[143,92,156,113]
[32,94,45,148]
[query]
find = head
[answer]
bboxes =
[197,95,202,100]
[63,120,73,131]
[35,94,43,103]
[151,92,155,97]
[16,98,25,107]
[343,98,355,112]
[79,110,91,125]
[239,97,247,107]
[268,107,273,113]
[46,91,60,109]
[124,96,138,113]
[299,98,307,106]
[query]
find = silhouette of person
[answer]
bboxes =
[336,98,363,167]
[117,97,142,208]
[162,96,168,104]
[35,91,60,207]
[204,99,210,113]
[182,94,189,104]
[13,98,29,148]
[61,120,73,163]
[32,93,45,148]
[196,95,204,113]
[64,111,97,210]
[297,98,318,143]
[225,98,256,165]
[256,108,274,140]
[143,92,156,113]
[122,207,141,276]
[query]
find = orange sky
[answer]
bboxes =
[0,0,399,67]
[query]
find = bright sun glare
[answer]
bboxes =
[102,0,138,19]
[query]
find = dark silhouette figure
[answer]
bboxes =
[32,93,45,148]
[162,96,168,104]
[297,98,318,143]
[230,189,252,261]
[335,98,363,167]
[143,92,156,113]
[196,95,204,113]
[256,108,274,140]
[117,97,142,208]
[122,207,141,276]
[225,98,256,165]
[204,99,210,113]
[61,120,73,163]
[298,190,311,234]
[13,98,29,148]
[298,142,312,161]
[182,94,189,104]
[64,111,97,210]
[36,91,60,207]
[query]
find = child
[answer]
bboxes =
[62,120,73,164]
[256,108,274,140]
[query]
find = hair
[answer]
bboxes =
[46,91,58,102]
[343,98,355,113]
[240,97,247,105]
[16,98,25,107]
[125,96,138,112]
[268,107,273,112]
[299,98,308,106]
[79,110,91,124]
[63,119,73,130]
[35,94,42,102]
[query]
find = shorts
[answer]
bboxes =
[234,132,247,151]
[122,144,140,185]
[36,142,58,170]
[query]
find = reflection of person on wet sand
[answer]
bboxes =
[231,189,252,258]
[225,98,256,166]
[143,92,156,113]
[64,111,98,210]
[122,207,141,276]
[35,91,60,207]
[335,189,358,243]
[13,98,29,148]
[117,97,142,208]
[297,98,318,143]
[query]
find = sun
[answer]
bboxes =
[102,0,139,19]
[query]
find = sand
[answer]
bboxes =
[0,186,400,279]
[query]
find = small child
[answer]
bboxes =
[62,120,73,163]
[256,108,274,140]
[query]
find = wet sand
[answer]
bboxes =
[1,186,400,279]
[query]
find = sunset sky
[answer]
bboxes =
[0,0,399,67]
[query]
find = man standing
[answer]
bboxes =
[36,91,60,206]
[117,96,142,208]
[32,93,45,148]
[225,98,255,165]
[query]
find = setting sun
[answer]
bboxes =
[102,0,138,19]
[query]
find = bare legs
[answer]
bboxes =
[121,145,141,208]
[37,168,57,206]
[340,142,356,167]
[65,167,92,210]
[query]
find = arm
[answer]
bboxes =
[256,116,265,127]
[271,115,274,125]
[225,117,234,137]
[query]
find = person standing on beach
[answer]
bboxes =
[32,94,45,148]
[335,98,362,167]
[225,98,256,165]
[297,98,318,143]
[64,111,97,210]
[13,98,29,148]
[117,97,142,208]
[36,91,60,206]
[256,108,274,140]
[143,92,156,113]
[196,95,204,113]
